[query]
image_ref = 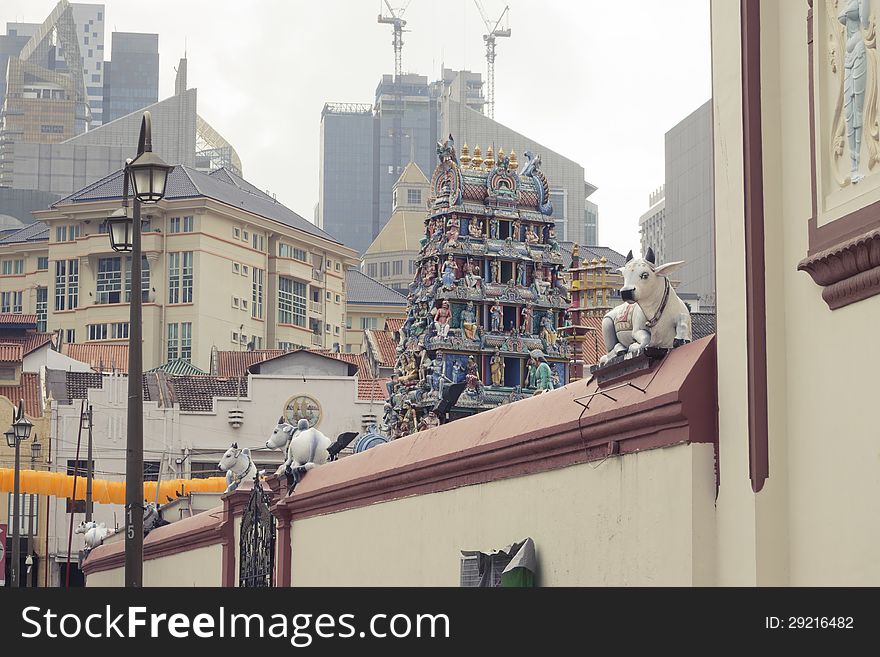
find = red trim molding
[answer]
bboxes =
[802,0,880,308]
[276,337,718,522]
[741,0,770,493]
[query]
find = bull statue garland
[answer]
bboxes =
[218,442,258,493]
[598,248,692,367]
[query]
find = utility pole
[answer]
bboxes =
[85,405,93,522]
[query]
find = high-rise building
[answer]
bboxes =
[639,185,666,263]
[585,195,599,246]
[664,100,714,309]
[318,69,598,254]
[102,32,159,123]
[67,3,105,127]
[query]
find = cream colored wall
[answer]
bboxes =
[290,443,717,586]
[345,304,406,353]
[712,0,880,585]
[85,544,224,587]
[0,245,49,315]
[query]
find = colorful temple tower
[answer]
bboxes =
[386,136,571,438]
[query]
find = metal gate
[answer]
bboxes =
[238,476,275,587]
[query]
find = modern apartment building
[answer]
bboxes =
[0,166,359,372]
[318,69,599,253]
[639,185,666,263]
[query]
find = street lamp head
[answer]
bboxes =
[31,434,42,460]
[107,207,133,253]
[4,428,14,448]
[13,413,33,442]
[128,152,172,204]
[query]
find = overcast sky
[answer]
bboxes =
[4,0,711,256]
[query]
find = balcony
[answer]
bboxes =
[309,301,323,315]
[311,333,323,347]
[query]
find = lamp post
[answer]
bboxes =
[107,110,171,588]
[7,400,33,588]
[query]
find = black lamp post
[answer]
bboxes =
[107,110,171,588]
[7,400,33,588]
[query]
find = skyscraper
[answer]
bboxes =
[318,69,598,254]
[102,31,159,123]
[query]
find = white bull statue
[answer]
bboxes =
[266,417,332,478]
[218,443,258,493]
[76,520,111,551]
[598,248,692,366]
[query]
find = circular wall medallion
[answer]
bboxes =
[283,395,322,428]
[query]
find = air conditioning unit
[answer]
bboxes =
[227,408,244,428]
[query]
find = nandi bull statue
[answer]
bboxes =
[266,417,332,478]
[75,520,111,551]
[218,442,257,493]
[598,248,692,367]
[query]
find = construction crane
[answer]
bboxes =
[474,1,511,120]
[377,0,412,81]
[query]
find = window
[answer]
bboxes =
[233,262,241,274]
[346,315,352,329]
[180,322,192,361]
[242,265,249,276]
[334,325,340,335]
[279,243,309,262]
[1,291,22,313]
[407,188,422,205]
[335,294,340,303]
[36,287,47,332]
[168,252,193,304]
[243,230,249,241]
[54,260,78,310]
[241,299,248,311]
[167,323,178,361]
[253,233,264,251]
[55,224,80,242]
[37,257,48,270]
[367,263,378,278]
[13,259,23,275]
[190,462,218,479]
[2,261,11,275]
[65,329,75,344]
[393,260,403,276]
[233,227,241,239]
[144,461,160,482]
[335,262,340,271]
[251,335,262,349]
[326,259,332,269]
[7,494,39,536]
[252,268,264,319]
[326,291,331,301]
[124,256,150,303]
[96,257,122,304]
[169,216,181,233]
[278,277,307,327]
[87,323,129,341]
[360,316,377,330]
[380,262,390,278]
[325,323,331,333]
[232,296,240,308]
[183,215,194,232]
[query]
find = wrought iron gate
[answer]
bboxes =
[238,476,275,587]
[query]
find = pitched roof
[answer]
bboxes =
[246,349,358,376]
[309,350,372,379]
[0,372,43,417]
[0,221,49,245]
[384,317,405,333]
[395,161,430,186]
[691,312,716,341]
[147,358,207,376]
[53,165,342,245]
[345,268,407,305]
[365,329,397,367]
[0,333,54,356]
[0,343,24,362]
[357,378,390,401]
[207,168,276,201]
[560,242,628,270]
[0,313,38,327]
[62,343,129,373]
[215,349,286,377]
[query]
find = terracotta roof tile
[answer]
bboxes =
[0,333,54,355]
[0,372,43,417]
[366,329,397,367]
[309,350,372,379]
[384,318,405,333]
[358,378,390,401]
[63,343,130,372]
[215,350,285,377]
[169,375,248,412]
[0,313,38,326]
[0,343,24,362]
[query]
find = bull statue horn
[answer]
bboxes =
[645,247,656,265]
[231,442,238,449]
[278,415,285,424]
[625,250,634,264]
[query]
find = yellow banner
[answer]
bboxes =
[0,468,227,505]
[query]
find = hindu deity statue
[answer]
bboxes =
[490,302,503,332]
[432,300,453,338]
[490,350,505,386]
